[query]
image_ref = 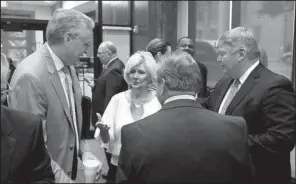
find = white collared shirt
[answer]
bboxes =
[218,60,260,114]
[164,95,196,104]
[46,43,80,153]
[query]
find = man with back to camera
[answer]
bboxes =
[116,51,254,183]
[1,52,55,184]
[8,9,100,183]
[177,37,208,99]
[207,27,296,184]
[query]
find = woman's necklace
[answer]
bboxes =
[130,91,150,121]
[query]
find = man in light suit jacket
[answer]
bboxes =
[116,51,254,183]
[207,27,296,184]
[9,9,99,183]
[91,41,127,126]
[1,52,54,184]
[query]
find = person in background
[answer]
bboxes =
[176,37,208,99]
[207,27,296,184]
[1,51,55,184]
[146,38,172,62]
[9,8,99,183]
[91,41,128,127]
[1,43,15,107]
[116,51,254,183]
[94,51,161,183]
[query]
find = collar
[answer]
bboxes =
[103,57,118,69]
[238,60,259,85]
[46,43,65,72]
[164,95,196,104]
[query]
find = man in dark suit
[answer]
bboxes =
[177,37,208,98]
[116,51,254,183]
[91,41,128,181]
[1,51,54,184]
[207,27,296,184]
[91,41,128,126]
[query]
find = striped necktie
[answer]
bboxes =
[62,66,80,153]
[219,79,241,114]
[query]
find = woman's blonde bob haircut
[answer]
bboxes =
[124,51,157,88]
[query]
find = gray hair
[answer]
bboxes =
[1,52,10,84]
[157,51,201,93]
[99,41,117,54]
[124,51,157,86]
[46,8,95,45]
[217,27,260,60]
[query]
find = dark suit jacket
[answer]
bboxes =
[1,106,54,184]
[116,99,254,183]
[91,58,128,126]
[196,61,208,98]
[208,64,296,184]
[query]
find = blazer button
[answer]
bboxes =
[67,170,72,176]
[70,144,74,150]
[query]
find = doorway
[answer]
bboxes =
[1,18,47,67]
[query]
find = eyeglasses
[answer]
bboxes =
[97,51,109,56]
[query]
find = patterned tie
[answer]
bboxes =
[62,66,79,153]
[219,79,241,114]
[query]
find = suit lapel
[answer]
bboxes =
[100,58,122,78]
[40,43,75,131]
[213,77,233,112]
[225,64,262,114]
[95,58,123,88]
[1,109,16,182]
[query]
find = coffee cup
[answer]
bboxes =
[83,159,101,183]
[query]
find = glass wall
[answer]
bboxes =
[189,1,230,88]
[240,1,294,81]
[132,1,178,53]
[102,1,131,25]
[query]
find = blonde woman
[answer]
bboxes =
[94,51,162,182]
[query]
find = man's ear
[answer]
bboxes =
[238,48,247,62]
[64,32,72,46]
[159,78,166,95]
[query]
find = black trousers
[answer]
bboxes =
[105,150,117,183]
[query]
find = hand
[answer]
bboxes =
[95,113,110,132]
[94,169,102,183]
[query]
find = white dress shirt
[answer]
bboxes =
[164,95,196,104]
[47,44,80,152]
[218,60,260,114]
